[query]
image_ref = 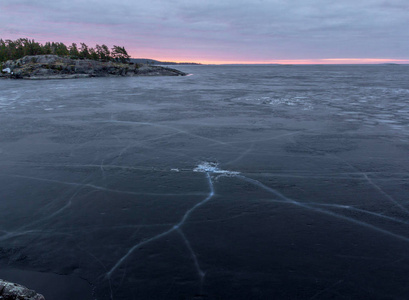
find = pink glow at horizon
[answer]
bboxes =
[130,54,409,65]
[127,47,409,64]
[126,46,409,64]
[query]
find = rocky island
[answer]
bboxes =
[0,39,188,79]
[0,55,187,79]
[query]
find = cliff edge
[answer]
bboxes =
[0,55,187,79]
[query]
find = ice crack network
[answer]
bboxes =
[106,162,239,290]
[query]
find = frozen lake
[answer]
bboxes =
[1,65,409,299]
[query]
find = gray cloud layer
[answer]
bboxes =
[1,0,408,61]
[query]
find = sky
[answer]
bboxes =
[1,0,408,64]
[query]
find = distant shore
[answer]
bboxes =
[0,55,187,80]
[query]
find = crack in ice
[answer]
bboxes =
[101,120,229,146]
[177,229,206,283]
[362,173,409,215]
[5,174,203,197]
[4,154,408,299]
[106,171,215,279]
[237,175,409,243]
[330,155,409,215]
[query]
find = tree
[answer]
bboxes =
[79,43,90,59]
[0,39,6,62]
[4,40,17,60]
[89,47,99,60]
[43,42,53,54]
[68,43,80,58]
[95,44,111,61]
[54,42,69,56]
[23,39,43,56]
[0,38,131,63]
[111,45,130,63]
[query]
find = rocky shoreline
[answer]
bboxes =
[0,55,187,79]
[0,279,45,300]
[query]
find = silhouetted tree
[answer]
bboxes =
[89,47,99,60]
[95,44,111,61]
[0,38,131,63]
[69,43,80,59]
[79,43,91,59]
[111,45,130,63]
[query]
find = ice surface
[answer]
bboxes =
[1,65,409,300]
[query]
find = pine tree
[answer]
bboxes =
[111,45,130,63]
[0,38,131,63]
[69,43,80,59]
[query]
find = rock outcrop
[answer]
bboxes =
[0,279,45,300]
[0,55,187,79]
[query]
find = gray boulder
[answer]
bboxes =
[0,279,45,300]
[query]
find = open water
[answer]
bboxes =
[0,65,409,299]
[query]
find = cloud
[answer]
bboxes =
[0,0,408,62]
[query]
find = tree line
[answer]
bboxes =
[0,38,131,63]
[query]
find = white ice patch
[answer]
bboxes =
[193,162,240,176]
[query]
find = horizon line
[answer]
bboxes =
[141,58,409,65]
